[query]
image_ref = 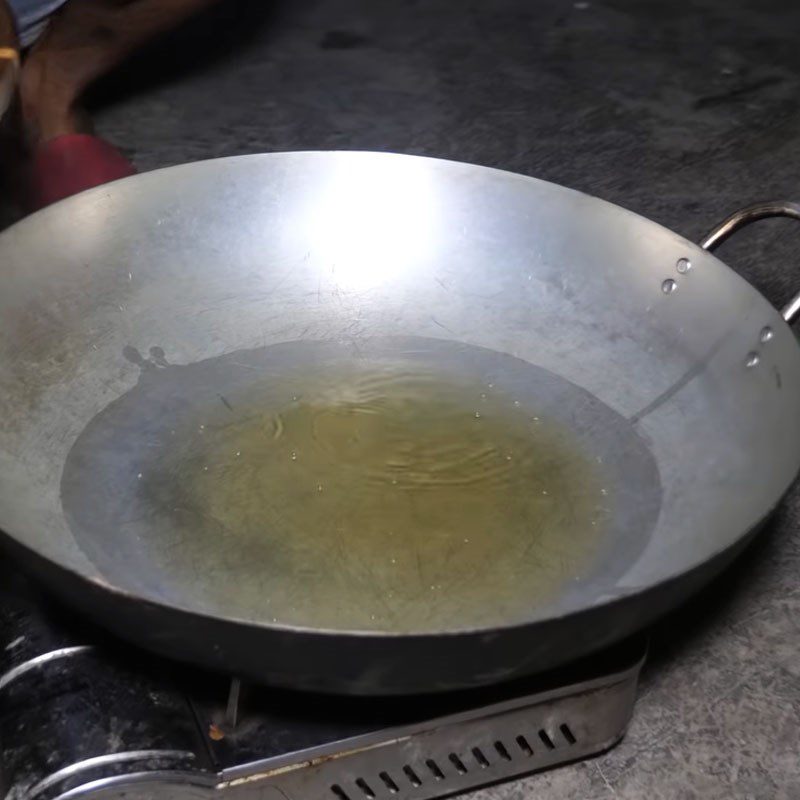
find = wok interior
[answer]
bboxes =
[60,337,661,632]
[0,152,798,635]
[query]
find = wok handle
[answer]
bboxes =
[700,201,800,325]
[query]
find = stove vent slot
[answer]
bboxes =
[494,740,512,761]
[560,723,577,744]
[379,771,399,793]
[516,734,533,756]
[539,729,556,750]
[355,777,376,798]
[425,758,445,780]
[472,746,490,768]
[402,765,421,787]
[331,785,350,800]
[448,754,467,774]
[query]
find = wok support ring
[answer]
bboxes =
[701,201,800,325]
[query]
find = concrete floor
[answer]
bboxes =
[14,0,800,797]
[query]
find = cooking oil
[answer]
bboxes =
[133,361,611,631]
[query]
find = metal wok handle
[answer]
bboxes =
[700,201,800,325]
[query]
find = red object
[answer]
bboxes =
[28,134,137,210]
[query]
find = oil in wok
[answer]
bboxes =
[137,362,612,632]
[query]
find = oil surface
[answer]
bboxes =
[62,338,661,633]
[153,366,608,630]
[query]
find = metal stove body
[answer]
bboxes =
[0,560,645,800]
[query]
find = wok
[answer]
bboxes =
[0,152,798,695]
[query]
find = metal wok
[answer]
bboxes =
[0,152,798,695]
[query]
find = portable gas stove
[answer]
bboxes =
[0,558,645,800]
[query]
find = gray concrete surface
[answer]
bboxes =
[13,0,800,797]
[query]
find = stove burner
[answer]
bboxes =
[0,560,645,800]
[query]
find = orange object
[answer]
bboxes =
[29,133,136,210]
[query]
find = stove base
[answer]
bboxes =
[0,560,644,800]
[212,650,642,800]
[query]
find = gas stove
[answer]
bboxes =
[0,558,645,800]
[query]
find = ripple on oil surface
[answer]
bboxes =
[61,337,661,633]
